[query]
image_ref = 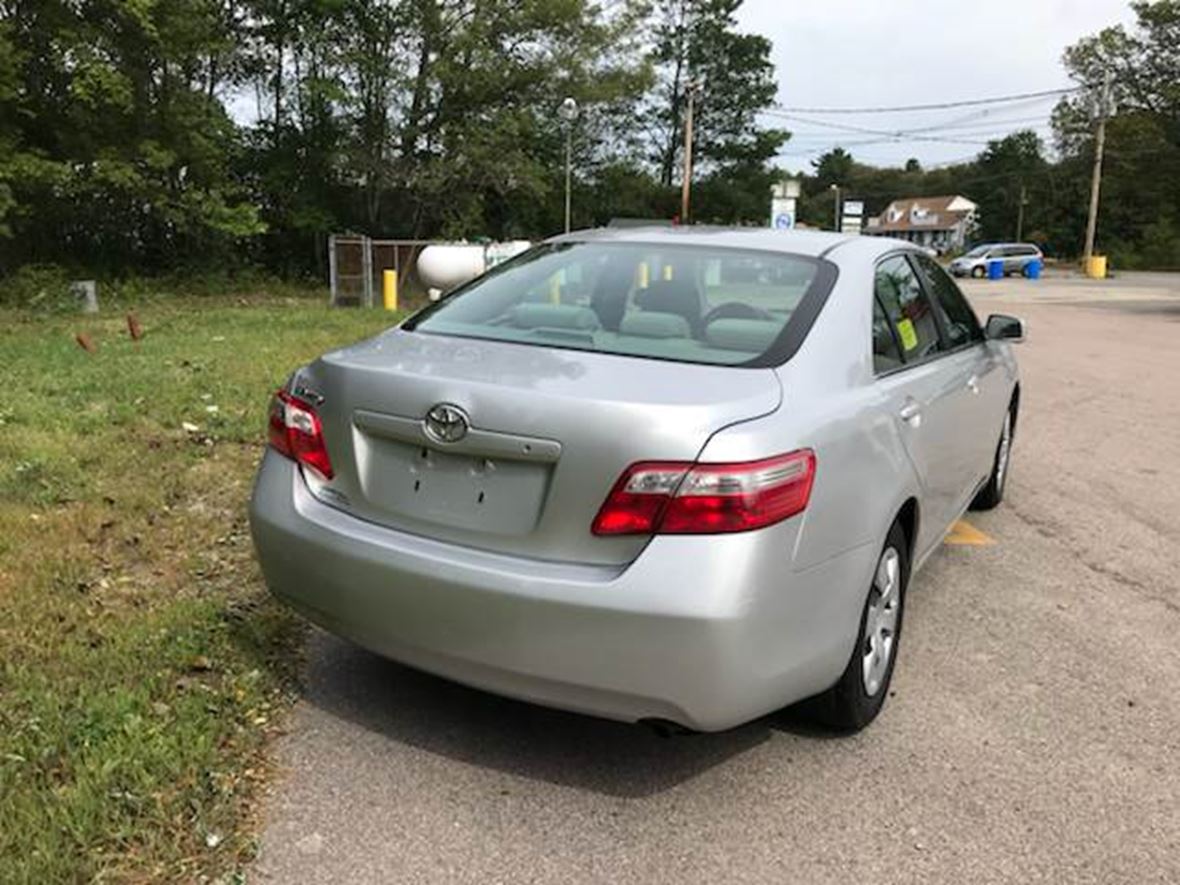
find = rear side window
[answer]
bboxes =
[874,255,943,365]
[408,242,828,366]
[872,296,903,373]
[912,254,983,348]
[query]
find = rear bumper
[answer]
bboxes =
[249,451,876,731]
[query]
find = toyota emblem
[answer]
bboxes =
[423,403,470,444]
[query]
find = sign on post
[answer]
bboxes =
[841,199,865,235]
[769,177,800,231]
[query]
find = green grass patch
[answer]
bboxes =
[0,294,397,881]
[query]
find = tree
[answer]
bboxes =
[972,131,1048,243]
[1053,0,1180,263]
[810,147,855,187]
[0,0,262,274]
[647,0,787,222]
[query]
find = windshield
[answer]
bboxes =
[963,245,991,258]
[407,242,826,366]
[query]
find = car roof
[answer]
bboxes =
[549,226,914,260]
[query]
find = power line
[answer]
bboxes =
[781,119,1053,146]
[763,112,1001,146]
[771,87,1080,115]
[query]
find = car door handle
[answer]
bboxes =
[899,399,922,425]
[966,375,980,394]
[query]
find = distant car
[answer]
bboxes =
[250,228,1024,733]
[950,243,1043,278]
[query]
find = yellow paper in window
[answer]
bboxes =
[896,318,918,352]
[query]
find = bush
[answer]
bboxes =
[0,266,327,313]
[0,264,74,311]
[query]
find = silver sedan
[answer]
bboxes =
[249,228,1024,732]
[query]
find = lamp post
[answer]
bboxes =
[680,79,704,223]
[559,97,579,233]
[830,183,841,232]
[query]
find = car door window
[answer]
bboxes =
[912,254,983,348]
[874,255,942,365]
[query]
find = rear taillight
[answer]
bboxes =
[267,389,334,480]
[591,450,815,536]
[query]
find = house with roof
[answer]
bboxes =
[864,195,978,253]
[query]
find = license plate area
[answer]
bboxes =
[355,436,551,536]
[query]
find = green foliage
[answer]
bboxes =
[2,0,1178,275]
[0,263,73,310]
[646,0,787,221]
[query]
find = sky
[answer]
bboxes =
[736,0,1137,173]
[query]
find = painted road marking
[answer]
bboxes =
[944,518,995,546]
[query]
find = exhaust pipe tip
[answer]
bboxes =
[639,718,697,739]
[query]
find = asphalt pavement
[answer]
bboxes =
[254,274,1180,884]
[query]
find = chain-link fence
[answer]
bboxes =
[328,235,434,308]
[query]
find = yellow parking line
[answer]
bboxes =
[944,518,995,546]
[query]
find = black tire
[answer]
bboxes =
[970,404,1014,511]
[807,521,909,732]
[971,265,986,278]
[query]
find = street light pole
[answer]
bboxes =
[830,183,841,232]
[559,97,579,234]
[564,128,572,234]
[680,80,703,223]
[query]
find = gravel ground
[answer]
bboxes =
[254,275,1180,884]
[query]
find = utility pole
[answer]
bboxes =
[1083,68,1113,265]
[680,80,703,223]
[1015,182,1027,242]
[830,183,841,232]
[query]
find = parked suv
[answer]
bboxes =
[950,243,1043,278]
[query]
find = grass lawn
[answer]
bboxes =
[0,292,398,881]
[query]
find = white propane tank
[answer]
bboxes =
[485,239,533,269]
[417,244,489,292]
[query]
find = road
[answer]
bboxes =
[255,275,1180,884]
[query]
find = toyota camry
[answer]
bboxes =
[249,227,1024,732]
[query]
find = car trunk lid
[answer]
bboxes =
[296,329,782,566]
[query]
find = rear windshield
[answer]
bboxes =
[406,242,826,366]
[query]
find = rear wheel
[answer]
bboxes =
[970,406,1013,511]
[808,521,908,732]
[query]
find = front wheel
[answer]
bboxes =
[971,265,986,278]
[807,522,908,732]
[970,408,1013,510]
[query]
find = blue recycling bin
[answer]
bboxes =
[1024,258,1043,279]
[987,259,1004,280]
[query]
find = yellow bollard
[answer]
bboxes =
[549,274,561,304]
[382,270,398,310]
[662,264,673,281]
[637,262,650,289]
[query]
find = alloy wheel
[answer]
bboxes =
[996,412,1012,492]
[862,547,901,696]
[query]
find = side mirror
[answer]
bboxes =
[985,313,1025,343]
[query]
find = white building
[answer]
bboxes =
[865,195,978,253]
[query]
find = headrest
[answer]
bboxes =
[634,279,702,315]
[704,318,782,354]
[619,311,692,339]
[509,304,600,330]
